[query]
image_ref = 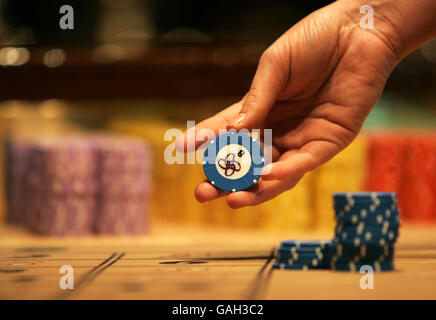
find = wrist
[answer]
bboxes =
[338,0,436,60]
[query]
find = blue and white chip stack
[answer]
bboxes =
[273,240,333,270]
[274,192,401,272]
[330,192,400,271]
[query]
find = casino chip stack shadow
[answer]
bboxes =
[274,192,401,272]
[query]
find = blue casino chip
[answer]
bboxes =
[331,261,394,272]
[333,192,397,201]
[273,262,321,270]
[280,240,332,248]
[274,192,399,272]
[202,131,265,192]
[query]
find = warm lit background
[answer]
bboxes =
[0,0,435,235]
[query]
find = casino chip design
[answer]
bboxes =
[203,131,265,192]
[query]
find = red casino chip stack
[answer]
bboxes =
[399,132,436,222]
[364,132,406,216]
[365,131,436,222]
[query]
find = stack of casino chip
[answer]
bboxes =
[399,133,436,222]
[274,192,400,272]
[273,240,333,270]
[93,136,151,235]
[6,139,33,225]
[6,134,151,236]
[25,138,98,236]
[330,192,400,271]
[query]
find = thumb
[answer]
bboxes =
[227,49,289,130]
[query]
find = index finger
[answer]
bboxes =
[176,101,243,153]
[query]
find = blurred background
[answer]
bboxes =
[0,0,435,236]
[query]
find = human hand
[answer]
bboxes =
[178,0,435,209]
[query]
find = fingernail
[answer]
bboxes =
[176,127,196,153]
[185,127,198,152]
[261,163,273,176]
[227,113,246,130]
[175,133,186,153]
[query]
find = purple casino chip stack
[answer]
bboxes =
[6,139,33,225]
[25,138,98,236]
[6,134,152,237]
[27,193,96,236]
[98,199,148,234]
[93,136,151,235]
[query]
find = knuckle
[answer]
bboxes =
[241,91,259,113]
[259,48,275,65]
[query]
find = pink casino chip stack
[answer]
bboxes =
[25,138,98,236]
[93,136,151,235]
[6,134,152,236]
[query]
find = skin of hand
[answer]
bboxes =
[177,0,436,209]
